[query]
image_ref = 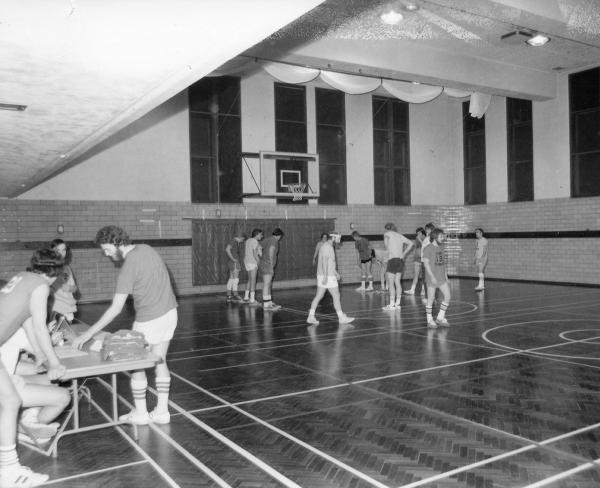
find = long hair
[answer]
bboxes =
[50,238,73,264]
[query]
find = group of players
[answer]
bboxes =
[0,225,178,487]
[351,223,488,328]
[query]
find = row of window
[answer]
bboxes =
[189,66,600,205]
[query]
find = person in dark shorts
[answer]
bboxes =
[225,231,246,302]
[352,231,374,292]
[259,228,284,311]
[382,223,413,311]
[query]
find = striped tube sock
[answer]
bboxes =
[0,445,19,470]
[155,377,171,413]
[437,302,449,320]
[131,378,148,414]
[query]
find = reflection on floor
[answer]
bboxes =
[21,279,600,487]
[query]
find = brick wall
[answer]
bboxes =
[2,196,599,302]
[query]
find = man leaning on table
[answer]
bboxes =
[0,249,67,488]
[72,226,178,426]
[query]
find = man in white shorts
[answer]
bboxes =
[306,232,354,326]
[243,229,263,305]
[73,226,178,425]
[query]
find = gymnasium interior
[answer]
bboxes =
[2,1,600,486]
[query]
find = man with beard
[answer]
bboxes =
[72,226,177,425]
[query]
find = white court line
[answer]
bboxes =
[45,388,183,488]
[170,371,392,488]
[397,420,600,488]
[520,460,600,488]
[43,461,147,486]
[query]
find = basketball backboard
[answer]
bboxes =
[241,151,319,200]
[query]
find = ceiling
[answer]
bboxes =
[2,0,600,199]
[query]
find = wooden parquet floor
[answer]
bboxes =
[20,279,600,487]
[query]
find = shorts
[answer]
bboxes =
[387,258,404,274]
[245,262,258,272]
[227,261,241,273]
[360,257,372,264]
[317,275,338,289]
[133,308,178,345]
[259,263,274,276]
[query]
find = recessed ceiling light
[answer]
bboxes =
[526,33,550,46]
[0,103,27,111]
[380,10,403,25]
[403,2,419,12]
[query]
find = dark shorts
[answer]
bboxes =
[227,261,241,273]
[387,258,404,274]
[360,257,372,264]
[259,263,274,276]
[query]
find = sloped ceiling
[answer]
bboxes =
[2,0,600,198]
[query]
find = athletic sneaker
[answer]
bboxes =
[18,432,52,445]
[232,294,243,301]
[247,300,260,307]
[149,409,170,425]
[19,421,59,439]
[427,319,438,329]
[0,465,49,488]
[404,289,415,295]
[436,318,450,327]
[382,304,396,311]
[119,410,150,425]
[365,285,374,291]
[306,316,319,325]
[355,286,366,291]
[226,295,233,302]
[264,303,282,311]
[475,285,485,291]
[338,315,355,325]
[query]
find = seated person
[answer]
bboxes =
[1,327,70,444]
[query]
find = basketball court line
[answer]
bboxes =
[520,459,600,488]
[43,460,148,486]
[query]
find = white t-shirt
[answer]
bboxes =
[384,231,411,259]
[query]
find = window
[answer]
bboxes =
[316,88,346,204]
[189,77,242,203]
[570,67,600,197]
[275,83,307,153]
[507,98,533,201]
[463,102,486,204]
[372,96,410,205]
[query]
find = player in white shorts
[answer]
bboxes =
[306,232,355,326]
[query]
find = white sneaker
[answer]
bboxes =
[306,316,319,325]
[149,409,170,424]
[0,465,49,488]
[436,318,450,327]
[365,285,374,291]
[404,289,415,295]
[263,302,282,311]
[338,315,355,325]
[382,304,396,311]
[119,410,150,425]
[427,319,438,329]
[475,285,485,291]
[355,286,366,291]
[19,421,59,439]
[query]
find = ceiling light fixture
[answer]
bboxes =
[380,9,403,25]
[501,29,550,47]
[403,2,419,12]
[0,103,27,111]
[526,33,550,46]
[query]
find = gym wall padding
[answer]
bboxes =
[191,218,334,286]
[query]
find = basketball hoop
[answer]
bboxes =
[286,183,306,201]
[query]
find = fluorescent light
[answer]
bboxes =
[380,10,403,25]
[0,103,27,111]
[527,33,550,46]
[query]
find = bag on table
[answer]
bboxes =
[101,330,148,361]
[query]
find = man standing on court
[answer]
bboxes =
[259,228,284,311]
[72,226,177,425]
[0,249,67,488]
[306,232,355,326]
[382,223,413,311]
[225,230,245,302]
